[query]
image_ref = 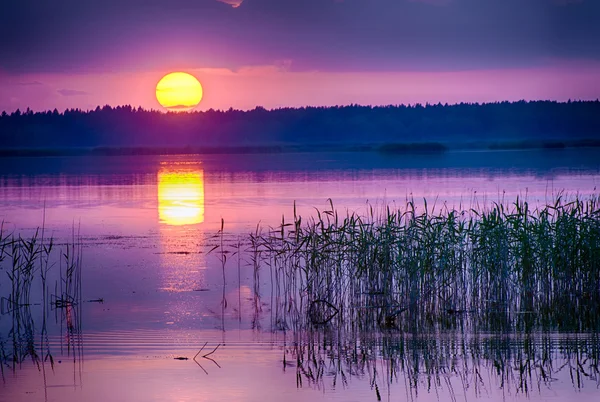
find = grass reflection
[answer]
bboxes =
[287,330,600,399]
[158,168,205,225]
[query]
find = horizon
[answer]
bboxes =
[3,98,600,115]
[3,66,599,113]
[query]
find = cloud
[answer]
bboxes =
[0,0,598,74]
[217,0,243,7]
[274,59,293,72]
[16,81,43,86]
[57,89,88,96]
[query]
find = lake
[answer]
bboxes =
[1,149,599,402]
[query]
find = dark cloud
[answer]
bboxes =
[16,81,44,86]
[57,89,89,96]
[1,0,598,73]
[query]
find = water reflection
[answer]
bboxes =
[156,162,210,330]
[157,166,205,225]
[287,330,600,399]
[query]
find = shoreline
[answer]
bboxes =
[1,139,599,157]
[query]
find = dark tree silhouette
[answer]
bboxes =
[0,101,599,155]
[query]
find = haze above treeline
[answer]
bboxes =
[1,101,599,154]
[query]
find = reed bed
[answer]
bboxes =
[0,225,82,312]
[247,196,600,332]
[0,223,83,377]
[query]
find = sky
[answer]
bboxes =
[1,0,599,112]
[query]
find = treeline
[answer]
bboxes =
[0,101,599,150]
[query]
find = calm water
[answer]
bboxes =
[1,149,599,401]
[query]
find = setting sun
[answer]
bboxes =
[155,72,203,111]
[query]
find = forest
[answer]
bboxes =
[1,101,599,154]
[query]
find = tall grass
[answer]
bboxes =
[0,223,83,378]
[52,226,83,309]
[246,195,600,332]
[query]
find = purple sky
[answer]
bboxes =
[1,0,599,112]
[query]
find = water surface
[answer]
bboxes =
[1,149,599,401]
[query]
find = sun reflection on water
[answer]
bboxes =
[157,167,205,225]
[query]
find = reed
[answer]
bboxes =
[2,229,44,311]
[52,226,83,309]
[246,195,600,332]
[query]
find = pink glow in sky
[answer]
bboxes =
[2,62,599,113]
[2,1,599,113]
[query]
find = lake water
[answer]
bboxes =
[1,149,599,401]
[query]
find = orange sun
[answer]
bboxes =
[155,72,203,111]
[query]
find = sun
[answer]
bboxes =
[156,72,203,111]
